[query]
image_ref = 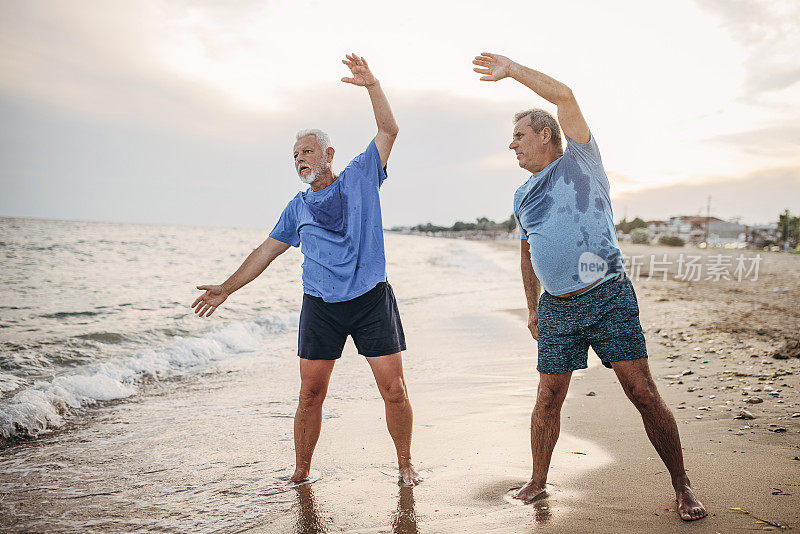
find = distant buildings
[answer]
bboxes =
[621,215,755,247]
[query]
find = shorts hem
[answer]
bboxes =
[601,353,648,368]
[537,362,588,375]
[298,353,342,361]
[361,345,406,358]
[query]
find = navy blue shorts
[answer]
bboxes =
[537,274,647,374]
[298,281,406,360]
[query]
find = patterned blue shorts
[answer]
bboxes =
[537,274,647,374]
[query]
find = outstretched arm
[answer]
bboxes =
[341,53,398,167]
[191,237,291,317]
[473,52,590,144]
[520,239,541,339]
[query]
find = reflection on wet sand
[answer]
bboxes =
[391,486,418,534]
[293,485,330,534]
[292,484,419,534]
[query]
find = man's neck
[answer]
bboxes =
[309,169,336,192]
[527,149,563,174]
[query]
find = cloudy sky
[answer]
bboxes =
[1,0,798,228]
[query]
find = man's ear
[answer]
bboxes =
[326,146,335,163]
[541,127,552,145]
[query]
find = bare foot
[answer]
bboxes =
[399,463,422,486]
[676,486,707,521]
[514,479,547,502]
[289,468,310,484]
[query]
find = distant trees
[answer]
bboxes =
[630,228,651,244]
[412,214,516,233]
[615,217,648,234]
[658,234,685,247]
[778,209,799,247]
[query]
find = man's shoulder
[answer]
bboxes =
[284,191,304,210]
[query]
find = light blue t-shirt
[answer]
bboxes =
[269,140,388,303]
[514,133,625,296]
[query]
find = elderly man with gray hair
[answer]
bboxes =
[192,53,420,486]
[473,52,706,520]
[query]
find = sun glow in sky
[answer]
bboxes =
[1,0,798,227]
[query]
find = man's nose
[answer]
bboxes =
[509,141,516,149]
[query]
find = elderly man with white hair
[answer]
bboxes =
[192,53,420,486]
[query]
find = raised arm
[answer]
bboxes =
[473,52,590,144]
[341,53,398,167]
[191,237,290,318]
[520,239,541,339]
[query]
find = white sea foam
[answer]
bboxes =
[0,313,297,440]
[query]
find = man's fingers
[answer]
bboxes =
[191,295,203,308]
[361,56,368,67]
[480,51,498,59]
[473,57,492,65]
[341,77,357,84]
[473,67,492,75]
[480,75,499,82]
[196,285,211,290]
[206,306,216,317]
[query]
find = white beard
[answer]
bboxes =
[299,161,329,185]
[299,170,317,184]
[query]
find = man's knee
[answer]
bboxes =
[625,379,661,412]
[534,380,568,414]
[298,383,327,408]
[382,377,408,405]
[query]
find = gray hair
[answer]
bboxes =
[513,109,562,151]
[295,128,332,152]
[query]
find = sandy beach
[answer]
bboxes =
[2,232,799,532]
[489,240,800,532]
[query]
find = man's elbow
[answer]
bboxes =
[556,87,576,106]
[381,125,399,138]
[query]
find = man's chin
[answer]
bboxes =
[298,172,316,185]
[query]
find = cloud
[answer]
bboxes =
[704,124,800,157]
[612,167,800,224]
[696,0,800,97]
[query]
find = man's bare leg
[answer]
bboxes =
[366,352,421,486]
[515,371,572,501]
[612,358,707,521]
[291,358,336,483]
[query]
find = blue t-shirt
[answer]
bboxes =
[269,139,388,303]
[514,134,624,296]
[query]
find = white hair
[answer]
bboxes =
[295,128,332,152]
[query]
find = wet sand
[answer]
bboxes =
[2,236,798,532]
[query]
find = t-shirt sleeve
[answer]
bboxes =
[515,212,528,240]
[565,132,609,191]
[565,132,602,168]
[347,138,388,188]
[268,199,301,247]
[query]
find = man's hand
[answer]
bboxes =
[474,51,590,143]
[192,284,229,318]
[341,53,377,87]
[527,309,538,340]
[472,52,515,82]
[341,52,398,167]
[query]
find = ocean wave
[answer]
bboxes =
[40,311,102,319]
[0,313,297,441]
[74,332,130,344]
